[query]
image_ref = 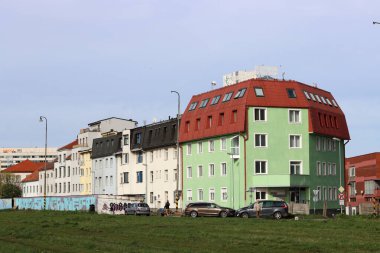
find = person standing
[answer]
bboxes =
[164,200,170,216]
[254,201,262,218]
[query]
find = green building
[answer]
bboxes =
[179,79,349,212]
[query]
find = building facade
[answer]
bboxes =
[0,147,57,170]
[180,78,350,211]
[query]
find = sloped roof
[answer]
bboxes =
[21,170,39,183]
[2,160,45,173]
[180,78,350,143]
[58,140,78,151]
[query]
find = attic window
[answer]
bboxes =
[199,98,209,108]
[321,97,327,104]
[222,92,233,102]
[315,95,322,103]
[326,98,332,106]
[309,93,316,101]
[304,91,311,100]
[211,95,221,105]
[332,99,338,107]
[254,87,264,97]
[234,88,247,99]
[189,102,198,111]
[287,88,297,98]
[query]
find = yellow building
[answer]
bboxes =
[79,149,92,195]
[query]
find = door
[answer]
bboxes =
[261,201,274,217]
[290,191,300,203]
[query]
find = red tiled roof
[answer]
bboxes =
[179,79,350,143]
[58,140,78,151]
[2,160,45,173]
[21,170,39,183]
[65,155,72,161]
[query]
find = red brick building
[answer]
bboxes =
[345,152,380,214]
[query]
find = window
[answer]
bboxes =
[198,142,203,153]
[218,113,225,126]
[164,149,168,161]
[256,191,266,200]
[136,171,143,183]
[315,94,322,103]
[189,102,198,111]
[187,144,192,155]
[365,181,375,195]
[174,169,178,181]
[199,98,209,108]
[304,91,311,100]
[150,151,153,162]
[136,133,142,144]
[317,186,322,200]
[234,88,247,99]
[231,136,239,156]
[196,118,201,130]
[211,95,221,105]
[221,187,228,201]
[289,110,301,123]
[349,167,355,177]
[290,135,301,148]
[332,99,338,107]
[222,92,233,102]
[329,187,332,200]
[287,88,296,98]
[221,163,227,176]
[150,171,153,183]
[209,140,215,152]
[197,166,203,177]
[187,167,192,178]
[254,108,266,121]
[326,98,332,106]
[137,151,143,163]
[198,189,204,201]
[255,161,267,174]
[164,170,168,181]
[290,161,302,175]
[207,116,212,128]
[309,93,316,101]
[209,188,215,201]
[317,161,321,176]
[323,187,327,200]
[327,163,332,175]
[150,192,153,204]
[187,190,193,201]
[254,87,264,97]
[316,137,321,151]
[123,135,129,145]
[185,121,190,133]
[350,182,356,196]
[333,188,337,200]
[209,164,215,176]
[110,176,113,186]
[232,110,237,123]
[321,97,327,104]
[220,138,226,150]
[254,134,267,147]
[322,162,327,175]
[332,163,336,175]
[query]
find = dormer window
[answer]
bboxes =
[211,95,221,105]
[254,87,264,97]
[287,88,296,98]
[309,93,316,101]
[326,98,332,106]
[332,99,338,107]
[234,88,247,99]
[321,97,327,104]
[199,99,209,108]
[315,95,322,103]
[189,102,198,111]
[303,91,311,100]
[222,92,233,102]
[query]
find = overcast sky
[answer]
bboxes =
[0,1,379,157]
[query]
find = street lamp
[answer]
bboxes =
[39,116,47,210]
[171,90,180,212]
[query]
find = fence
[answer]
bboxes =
[15,196,96,211]
[0,198,12,210]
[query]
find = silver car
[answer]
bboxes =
[125,203,150,216]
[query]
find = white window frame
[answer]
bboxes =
[220,138,227,151]
[187,166,192,179]
[209,163,215,177]
[221,187,228,202]
[316,161,321,176]
[253,107,267,122]
[209,140,215,152]
[254,160,268,175]
[289,109,301,124]
[186,144,192,155]
[317,186,322,200]
[290,160,302,175]
[289,134,302,148]
[254,133,268,148]
[221,162,227,176]
[209,188,215,202]
[198,142,203,153]
[255,190,267,200]
[197,165,203,178]
[198,188,204,201]
[187,189,193,201]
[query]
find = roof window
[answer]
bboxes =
[303,91,311,100]
[309,93,316,101]
[321,97,327,104]
[287,88,297,98]
[254,87,264,97]
[210,95,221,105]
[222,92,233,102]
[234,88,247,99]
[199,98,209,108]
[189,102,198,111]
[332,99,338,107]
[326,98,332,106]
[315,95,322,103]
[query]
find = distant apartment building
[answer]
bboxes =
[0,147,57,170]
[345,152,380,214]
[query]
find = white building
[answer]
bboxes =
[0,147,57,170]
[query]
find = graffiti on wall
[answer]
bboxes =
[0,199,12,210]
[97,196,131,215]
[15,196,96,211]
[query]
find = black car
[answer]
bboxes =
[184,202,235,218]
[236,200,289,219]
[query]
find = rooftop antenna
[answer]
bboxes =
[282,72,285,80]
[211,81,217,90]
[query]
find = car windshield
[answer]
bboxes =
[139,203,149,207]
[209,203,219,208]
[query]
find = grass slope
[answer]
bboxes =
[0,210,379,253]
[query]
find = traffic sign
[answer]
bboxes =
[339,186,345,193]
[313,196,318,202]
[339,199,344,206]
[313,189,319,196]
[338,193,344,200]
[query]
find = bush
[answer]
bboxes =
[0,183,22,198]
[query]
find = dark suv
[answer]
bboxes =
[125,203,150,216]
[185,202,235,218]
[236,200,289,219]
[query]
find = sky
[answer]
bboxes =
[0,0,379,157]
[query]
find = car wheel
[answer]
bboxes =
[220,211,228,218]
[241,212,249,218]
[273,211,282,220]
[190,211,198,218]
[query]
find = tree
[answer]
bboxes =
[0,173,22,198]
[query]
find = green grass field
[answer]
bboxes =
[0,210,379,253]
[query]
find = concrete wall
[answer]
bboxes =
[97,195,133,215]
[15,195,96,211]
[0,198,12,210]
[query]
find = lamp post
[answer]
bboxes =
[333,137,343,214]
[227,152,234,209]
[171,90,180,212]
[39,116,47,210]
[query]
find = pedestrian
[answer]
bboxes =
[164,200,170,216]
[254,201,261,218]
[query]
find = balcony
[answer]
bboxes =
[375,189,380,198]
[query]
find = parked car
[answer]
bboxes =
[125,203,150,216]
[184,202,235,218]
[236,200,289,219]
